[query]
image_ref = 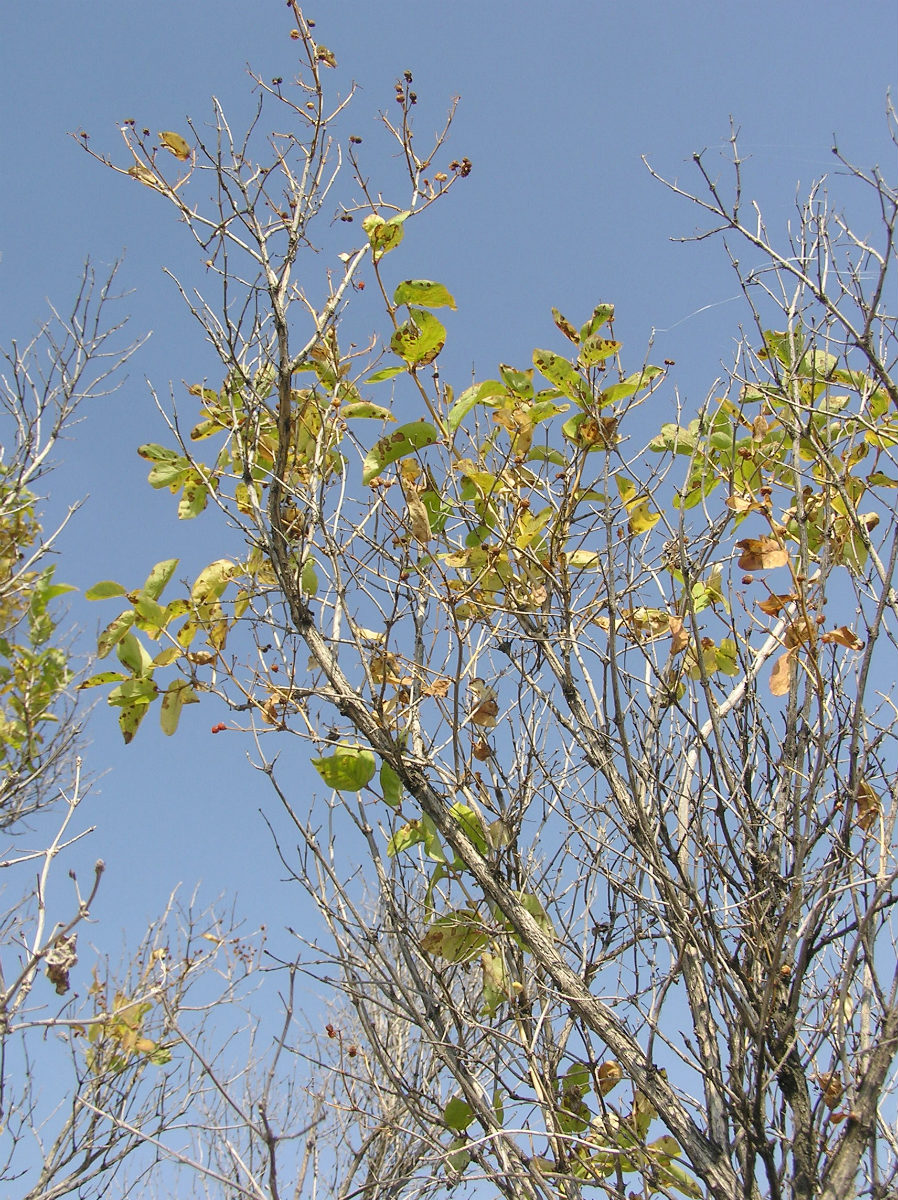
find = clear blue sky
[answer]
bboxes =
[1,0,895,968]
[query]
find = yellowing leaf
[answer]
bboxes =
[127,162,161,189]
[597,1060,623,1096]
[627,501,661,535]
[618,606,670,640]
[159,130,191,160]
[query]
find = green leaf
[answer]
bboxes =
[119,702,150,744]
[342,401,395,420]
[365,366,405,384]
[443,1095,474,1132]
[526,445,566,466]
[177,477,210,519]
[580,302,615,338]
[387,818,427,857]
[133,596,168,632]
[421,909,490,961]
[191,560,236,605]
[312,746,377,792]
[362,211,409,260]
[533,349,592,405]
[362,420,439,484]
[498,363,535,398]
[97,610,136,659]
[447,380,506,432]
[152,646,182,667]
[107,676,158,709]
[78,670,128,689]
[117,633,154,677]
[86,580,127,601]
[390,309,446,367]
[578,335,620,367]
[759,328,805,368]
[448,802,488,853]
[420,489,452,535]
[393,279,456,309]
[160,679,199,735]
[141,559,179,601]
[516,892,555,941]
[446,1137,471,1175]
[380,760,403,807]
[300,559,318,596]
[386,812,446,862]
[649,420,702,455]
[599,365,663,406]
[138,442,179,463]
[481,951,511,1016]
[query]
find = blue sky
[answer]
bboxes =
[1,0,895,980]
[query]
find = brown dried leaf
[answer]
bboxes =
[469,679,498,728]
[751,414,770,440]
[736,537,789,570]
[855,779,881,832]
[821,625,864,650]
[813,1071,844,1110]
[407,495,431,544]
[45,934,78,995]
[758,593,795,616]
[470,697,499,728]
[769,649,795,696]
[668,615,689,653]
[471,739,492,762]
[726,493,760,514]
[422,676,451,698]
